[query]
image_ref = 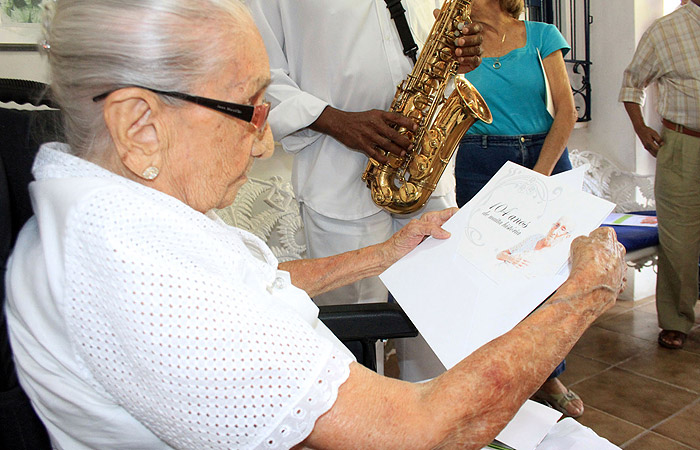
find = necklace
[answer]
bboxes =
[493,32,506,69]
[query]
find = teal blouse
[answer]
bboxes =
[463,21,570,136]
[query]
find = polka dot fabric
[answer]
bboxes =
[20,144,353,449]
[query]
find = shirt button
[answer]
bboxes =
[520,137,525,142]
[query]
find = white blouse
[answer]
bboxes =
[5,143,354,449]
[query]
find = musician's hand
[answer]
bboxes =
[433,9,483,73]
[310,106,417,164]
[455,22,483,72]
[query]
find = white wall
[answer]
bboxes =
[566,0,662,176]
[0,51,48,81]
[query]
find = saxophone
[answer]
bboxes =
[362,0,492,214]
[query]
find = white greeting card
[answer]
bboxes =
[458,162,611,283]
[380,162,615,369]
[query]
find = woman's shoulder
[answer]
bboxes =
[525,21,565,43]
[524,20,560,34]
[524,20,569,56]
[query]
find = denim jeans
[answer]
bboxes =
[455,133,572,207]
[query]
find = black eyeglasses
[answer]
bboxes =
[93,86,270,132]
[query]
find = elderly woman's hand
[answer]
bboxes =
[569,227,627,301]
[380,207,458,267]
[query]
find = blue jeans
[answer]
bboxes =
[456,133,571,380]
[455,133,572,207]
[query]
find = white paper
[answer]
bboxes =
[550,163,588,190]
[381,162,615,370]
[495,400,563,450]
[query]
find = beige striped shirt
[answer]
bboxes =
[619,2,700,130]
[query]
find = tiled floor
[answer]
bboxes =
[560,296,700,449]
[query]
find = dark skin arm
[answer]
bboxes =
[309,21,483,164]
[623,101,663,157]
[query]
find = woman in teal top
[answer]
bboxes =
[456,0,582,417]
[456,0,578,201]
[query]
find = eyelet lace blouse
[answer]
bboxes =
[5,143,354,449]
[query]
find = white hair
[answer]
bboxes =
[41,0,253,159]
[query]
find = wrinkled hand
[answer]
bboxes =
[569,227,627,298]
[433,9,483,73]
[380,208,458,266]
[310,106,417,164]
[635,125,663,157]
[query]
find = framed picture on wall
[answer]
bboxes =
[0,0,46,51]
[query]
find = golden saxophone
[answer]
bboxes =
[362,0,492,214]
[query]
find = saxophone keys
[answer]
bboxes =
[408,110,423,122]
[398,182,419,204]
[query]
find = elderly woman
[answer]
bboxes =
[5,1,625,449]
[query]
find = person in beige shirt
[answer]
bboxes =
[619,0,700,349]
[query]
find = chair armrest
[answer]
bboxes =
[318,302,418,342]
[0,79,58,108]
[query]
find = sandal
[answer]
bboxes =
[658,330,687,350]
[533,388,584,418]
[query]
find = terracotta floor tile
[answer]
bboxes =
[637,300,658,315]
[680,328,700,356]
[558,353,611,386]
[553,294,700,448]
[622,431,696,450]
[570,326,657,365]
[620,347,700,392]
[570,367,696,428]
[575,406,645,446]
[653,401,700,448]
[595,299,639,324]
[596,309,660,342]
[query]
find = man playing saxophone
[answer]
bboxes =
[246,0,484,309]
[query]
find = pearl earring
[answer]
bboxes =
[141,166,159,180]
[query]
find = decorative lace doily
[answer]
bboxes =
[216,177,307,262]
[569,149,655,213]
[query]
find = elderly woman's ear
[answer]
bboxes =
[102,88,168,181]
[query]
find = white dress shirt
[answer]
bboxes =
[247,0,450,220]
[5,143,354,449]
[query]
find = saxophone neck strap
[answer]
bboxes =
[384,0,418,64]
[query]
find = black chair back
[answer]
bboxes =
[0,78,61,450]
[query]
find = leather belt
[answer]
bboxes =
[662,118,700,138]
